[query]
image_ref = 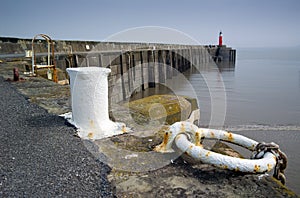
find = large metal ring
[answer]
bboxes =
[154,121,277,173]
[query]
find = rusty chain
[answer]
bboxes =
[251,142,288,185]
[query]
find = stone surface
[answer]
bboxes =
[0,60,298,197]
[124,94,191,125]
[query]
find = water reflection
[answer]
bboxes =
[215,61,235,72]
[129,61,236,128]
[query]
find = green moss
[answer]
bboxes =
[124,95,192,125]
[211,141,244,158]
[271,177,297,197]
[36,67,67,81]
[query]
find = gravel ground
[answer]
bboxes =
[0,77,114,197]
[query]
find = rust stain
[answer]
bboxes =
[88,132,94,139]
[210,131,215,138]
[180,123,185,132]
[189,145,193,149]
[121,125,127,133]
[163,132,169,146]
[195,131,202,147]
[254,164,261,172]
[206,151,211,157]
[227,132,234,141]
[154,131,169,152]
[267,163,273,172]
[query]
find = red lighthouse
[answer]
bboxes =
[219,31,223,46]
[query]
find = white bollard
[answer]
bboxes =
[67,67,127,140]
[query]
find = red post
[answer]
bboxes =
[219,31,223,46]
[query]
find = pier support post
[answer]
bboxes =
[148,50,155,88]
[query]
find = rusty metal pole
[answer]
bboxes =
[51,39,58,83]
[13,68,19,81]
[31,38,36,75]
[32,34,58,83]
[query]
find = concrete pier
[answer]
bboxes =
[0,37,236,103]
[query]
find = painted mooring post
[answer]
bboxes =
[66,67,128,139]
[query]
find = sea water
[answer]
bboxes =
[227,47,300,194]
[131,47,300,194]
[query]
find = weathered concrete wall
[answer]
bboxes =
[0,37,236,103]
[0,37,236,62]
[205,45,236,62]
[97,47,213,104]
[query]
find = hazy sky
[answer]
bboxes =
[1,0,299,47]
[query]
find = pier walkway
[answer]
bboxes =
[0,62,298,197]
[0,77,113,197]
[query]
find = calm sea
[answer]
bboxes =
[132,47,300,194]
[225,47,300,194]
